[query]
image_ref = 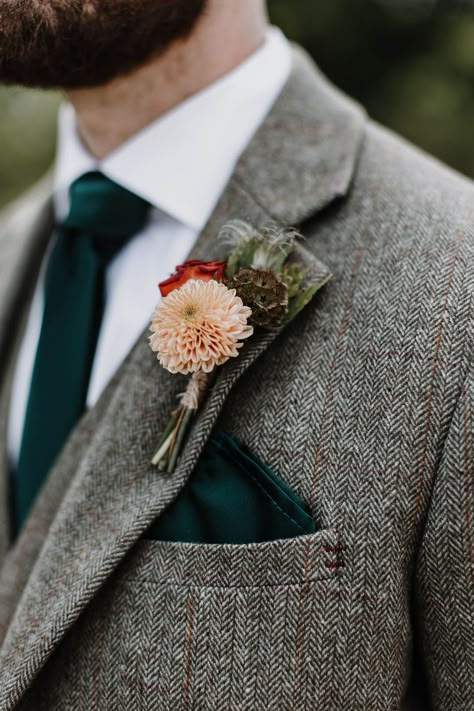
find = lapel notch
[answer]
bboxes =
[234,45,366,226]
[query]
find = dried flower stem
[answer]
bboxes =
[151,371,210,473]
[168,405,187,458]
[167,407,193,473]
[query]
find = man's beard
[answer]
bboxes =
[0,0,208,89]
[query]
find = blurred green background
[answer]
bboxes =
[1,0,473,208]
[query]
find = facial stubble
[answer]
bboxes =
[0,0,208,89]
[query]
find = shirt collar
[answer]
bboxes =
[54,27,292,231]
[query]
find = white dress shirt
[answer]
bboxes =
[7,27,292,465]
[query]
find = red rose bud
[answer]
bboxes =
[159,259,227,297]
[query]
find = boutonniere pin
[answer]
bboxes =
[149,221,332,472]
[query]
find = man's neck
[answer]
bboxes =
[66,2,268,160]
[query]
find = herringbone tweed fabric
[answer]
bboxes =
[0,46,473,710]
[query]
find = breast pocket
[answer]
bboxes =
[115,527,346,710]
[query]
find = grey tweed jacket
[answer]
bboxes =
[0,46,473,711]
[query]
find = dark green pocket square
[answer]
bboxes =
[146,431,316,544]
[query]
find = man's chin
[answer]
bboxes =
[0,62,147,93]
[0,0,207,90]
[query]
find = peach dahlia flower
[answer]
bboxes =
[149,279,253,375]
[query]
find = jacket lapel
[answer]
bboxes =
[0,46,365,709]
[0,178,54,564]
[0,177,54,375]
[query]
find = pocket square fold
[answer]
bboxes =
[146,431,316,544]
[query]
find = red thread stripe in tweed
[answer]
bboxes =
[462,380,474,590]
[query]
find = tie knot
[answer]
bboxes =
[63,171,151,244]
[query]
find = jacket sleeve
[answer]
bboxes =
[414,365,474,709]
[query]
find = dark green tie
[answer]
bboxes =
[15,171,151,532]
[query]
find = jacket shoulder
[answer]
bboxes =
[358,119,474,245]
[335,119,474,365]
[307,117,474,377]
